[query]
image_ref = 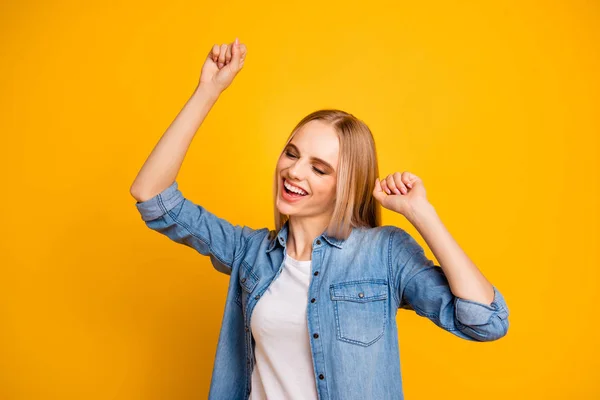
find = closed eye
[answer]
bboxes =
[285,151,326,175]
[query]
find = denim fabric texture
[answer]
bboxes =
[135,181,510,400]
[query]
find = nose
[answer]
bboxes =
[288,160,305,181]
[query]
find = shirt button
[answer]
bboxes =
[313,333,319,338]
[316,239,321,245]
[241,277,246,283]
[319,374,325,380]
[245,326,249,332]
[358,292,364,298]
[311,298,316,303]
[255,295,260,300]
[313,271,319,276]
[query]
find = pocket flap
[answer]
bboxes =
[330,280,388,302]
[240,262,259,293]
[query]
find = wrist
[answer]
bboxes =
[406,199,437,225]
[194,83,221,100]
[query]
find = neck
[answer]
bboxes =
[286,214,331,260]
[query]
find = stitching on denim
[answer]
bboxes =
[496,308,509,319]
[156,190,168,217]
[331,291,387,301]
[455,295,498,311]
[329,280,388,302]
[234,287,242,309]
[454,296,501,326]
[489,287,510,315]
[244,326,250,398]
[240,261,259,292]
[331,279,388,287]
[309,271,330,395]
[388,228,401,309]
[500,315,509,335]
[333,297,387,346]
[156,188,183,217]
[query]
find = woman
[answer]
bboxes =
[130,38,510,400]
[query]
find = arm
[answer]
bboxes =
[134,181,265,275]
[130,85,220,200]
[375,171,509,341]
[130,38,246,200]
[390,219,510,342]
[131,39,254,274]
[406,200,495,305]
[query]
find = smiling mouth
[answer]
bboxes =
[282,178,308,197]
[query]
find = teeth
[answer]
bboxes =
[284,179,307,195]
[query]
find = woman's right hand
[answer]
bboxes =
[197,38,247,95]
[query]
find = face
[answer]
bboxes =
[276,120,339,218]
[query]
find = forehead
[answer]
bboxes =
[288,120,339,165]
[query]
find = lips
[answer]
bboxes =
[282,178,308,194]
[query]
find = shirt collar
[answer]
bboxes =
[266,219,345,253]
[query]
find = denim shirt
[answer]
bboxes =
[134,181,510,400]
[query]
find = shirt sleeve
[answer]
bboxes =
[389,227,510,342]
[134,181,263,275]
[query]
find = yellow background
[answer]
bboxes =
[1,0,598,399]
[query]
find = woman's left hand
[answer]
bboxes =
[373,171,429,218]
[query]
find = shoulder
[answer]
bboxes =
[354,225,413,246]
[248,226,272,244]
[357,225,424,260]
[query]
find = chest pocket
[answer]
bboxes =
[330,279,388,346]
[235,261,260,309]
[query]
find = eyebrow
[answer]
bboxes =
[285,143,335,172]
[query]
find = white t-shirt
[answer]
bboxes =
[248,251,319,400]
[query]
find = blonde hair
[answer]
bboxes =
[271,109,381,240]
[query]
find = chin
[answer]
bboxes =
[276,201,296,216]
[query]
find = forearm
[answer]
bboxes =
[130,84,220,201]
[405,200,495,305]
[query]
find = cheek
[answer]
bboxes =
[314,180,336,196]
[276,157,290,171]
[327,180,337,198]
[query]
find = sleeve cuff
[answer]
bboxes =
[454,285,509,325]
[134,181,184,222]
